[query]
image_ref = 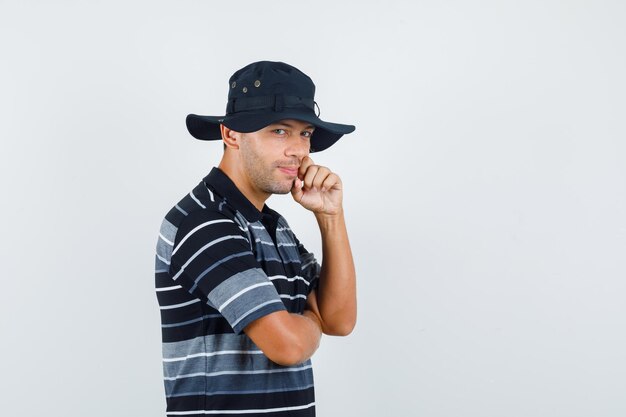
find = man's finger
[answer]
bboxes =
[302,165,321,190]
[312,167,332,190]
[321,173,341,192]
[298,156,315,179]
[291,177,304,202]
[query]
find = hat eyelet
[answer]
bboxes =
[254,80,261,88]
[231,82,236,88]
[242,87,248,93]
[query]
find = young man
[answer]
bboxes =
[155,61,356,416]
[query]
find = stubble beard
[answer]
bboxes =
[241,146,294,195]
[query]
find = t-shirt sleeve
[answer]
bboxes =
[169,210,286,334]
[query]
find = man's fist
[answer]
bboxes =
[291,156,343,215]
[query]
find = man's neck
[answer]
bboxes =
[217,161,269,212]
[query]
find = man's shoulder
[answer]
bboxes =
[160,180,240,233]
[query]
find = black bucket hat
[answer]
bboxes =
[186,61,355,152]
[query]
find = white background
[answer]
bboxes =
[1,1,625,416]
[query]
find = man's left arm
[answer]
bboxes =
[291,156,357,336]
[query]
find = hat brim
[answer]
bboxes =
[186,110,355,152]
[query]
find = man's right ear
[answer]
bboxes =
[220,124,240,150]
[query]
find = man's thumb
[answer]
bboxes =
[291,178,303,202]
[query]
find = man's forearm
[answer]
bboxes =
[245,310,322,366]
[284,310,323,364]
[314,209,357,335]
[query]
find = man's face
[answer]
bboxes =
[238,119,314,195]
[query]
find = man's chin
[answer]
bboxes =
[265,181,294,195]
[272,186,293,195]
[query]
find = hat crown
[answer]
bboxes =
[186,60,354,153]
[227,61,316,101]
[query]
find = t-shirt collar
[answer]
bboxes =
[202,167,267,223]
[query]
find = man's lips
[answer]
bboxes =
[278,166,299,176]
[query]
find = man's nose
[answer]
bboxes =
[285,135,310,159]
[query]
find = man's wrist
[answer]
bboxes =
[314,209,345,230]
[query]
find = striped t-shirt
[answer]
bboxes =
[155,167,321,416]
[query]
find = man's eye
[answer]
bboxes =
[302,131,313,138]
[273,129,286,135]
